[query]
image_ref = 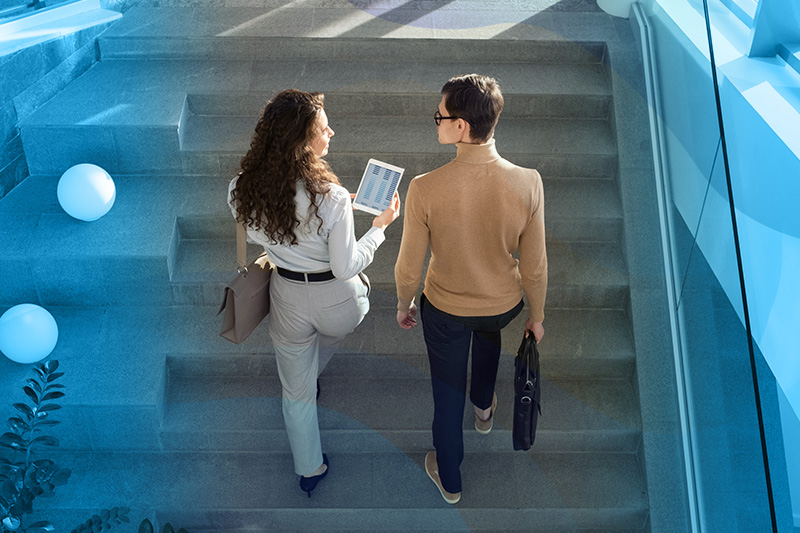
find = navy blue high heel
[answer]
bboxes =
[299,454,329,498]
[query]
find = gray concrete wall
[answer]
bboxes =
[0,22,114,200]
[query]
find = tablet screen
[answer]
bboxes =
[353,159,405,215]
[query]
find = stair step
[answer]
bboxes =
[181,176,624,245]
[179,59,609,105]
[180,114,615,155]
[1,168,626,308]
[19,37,613,176]
[170,237,628,309]
[176,112,616,180]
[20,59,609,125]
[180,113,617,181]
[159,427,641,457]
[188,91,611,120]
[341,176,623,242]
[162,371,640,448]
[8,143,623,304]
[0,174,226,306]
[46,449,647,532]
[159,510,646,533]
[99,15,607,63]
[166,308,635,378]
[188,149,618,182]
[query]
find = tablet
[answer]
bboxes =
[352,159,405,216]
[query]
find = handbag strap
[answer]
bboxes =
[236,221,248,270]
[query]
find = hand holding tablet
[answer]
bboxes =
[371,191,400,231]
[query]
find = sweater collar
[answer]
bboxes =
[454,138,500,164]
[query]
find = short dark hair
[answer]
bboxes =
[441,74,504,143]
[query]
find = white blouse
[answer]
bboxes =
[228,176,385,279]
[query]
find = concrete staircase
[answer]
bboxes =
[1,7,652,532]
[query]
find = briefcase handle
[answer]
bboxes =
[236,221,248,274]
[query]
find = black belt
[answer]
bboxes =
[277,267,335,282]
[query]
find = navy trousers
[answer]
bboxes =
[419,293,523,493]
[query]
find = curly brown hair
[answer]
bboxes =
[231,89,340,245]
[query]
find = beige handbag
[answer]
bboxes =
[218,222,272,343]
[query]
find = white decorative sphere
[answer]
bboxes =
[57,163,116,221]
[0,304,59,364]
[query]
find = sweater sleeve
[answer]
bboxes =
[328,190,386,279]
[519,172,548,322]
[394,177,429,312]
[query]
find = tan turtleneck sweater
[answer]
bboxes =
[394,139,547,321]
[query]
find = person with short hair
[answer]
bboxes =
[394,74,547,504]
[229,89,400,498]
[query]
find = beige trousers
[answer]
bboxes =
[268,271,370,475]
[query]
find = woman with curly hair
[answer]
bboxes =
[228,89,400,497]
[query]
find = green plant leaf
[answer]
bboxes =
[10,500,24,518]
[27,526,57,532]
[30,436,59,448]
[40,392,64,402]
[0,433,26,450]
[23,465,38,486]
[12,404,33,421]
[139,518,154,533]
[22,387,39,405]
[0,480,16,493]
[161,524,175,533]
[43,360,59,374]
[45,372,64,383]
[0,463,20,479]
[42,384,65,391]
[33,365,46,379]
[25,521,55,532]
[1,479,17,500]
[26,379,42,394]
[8,417,30,433]
[6,461,23,470]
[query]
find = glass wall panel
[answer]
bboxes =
[644,0,790,529]
[0,0,30,20]
[705,0,798,530]
[0,0,79,22]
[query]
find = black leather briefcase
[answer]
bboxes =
[513,333,542,451]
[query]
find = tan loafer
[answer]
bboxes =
[425,450,461,504]
[474,392,497,435]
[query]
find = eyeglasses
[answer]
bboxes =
[434,110,461,126]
